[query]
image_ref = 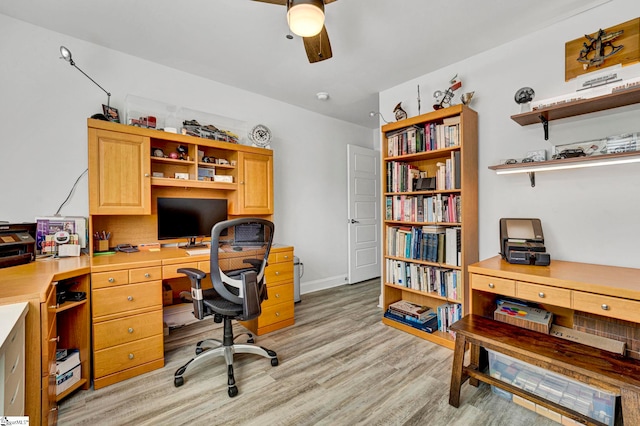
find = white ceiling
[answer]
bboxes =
[0,0,611,129]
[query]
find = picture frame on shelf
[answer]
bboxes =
[102,105,120,123]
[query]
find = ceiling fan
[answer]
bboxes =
[254,0,337,63]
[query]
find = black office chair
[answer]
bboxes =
[174,218,278,397]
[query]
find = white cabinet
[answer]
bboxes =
[0,302,29,416]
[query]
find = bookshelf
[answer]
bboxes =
[380,104,478,349]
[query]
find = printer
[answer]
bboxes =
[0,222,36,269]
[499,218,551,266]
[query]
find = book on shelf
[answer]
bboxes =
[494,301,553,334]
[388,300,436,321]
[437,302,462,334]
[384,309,438,333]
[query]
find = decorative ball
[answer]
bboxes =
[168,152,179,159]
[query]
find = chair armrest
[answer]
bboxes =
[177,268,207,319]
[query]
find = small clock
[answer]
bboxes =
[249,124,272,148]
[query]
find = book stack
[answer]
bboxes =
[56,348,81,395]
[385,300,438,333]
[494,301,553,334]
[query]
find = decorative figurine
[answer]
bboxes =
[460,91,475,106]
[577,28,624,70]
[176,145,188,160]
[433,74,462,110]
[393,102,407,121]
[514,87,535,113]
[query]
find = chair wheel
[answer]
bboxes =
[228,385,238,397]
[271,357,279,367]
[174,376,184,387]
[247,338,255,344]
[195,347,204,355]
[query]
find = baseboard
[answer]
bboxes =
[300,274,348,295]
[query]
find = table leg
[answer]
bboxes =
[449,333,468,407]
[621,387,640,425]
[469,343,480,387]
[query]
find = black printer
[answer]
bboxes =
[0,222,36,269]
[499,218,551,266]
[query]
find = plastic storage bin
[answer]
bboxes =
[488,349,617,426]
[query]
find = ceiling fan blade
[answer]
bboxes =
[252,0,287,5]
[303,26,332,63]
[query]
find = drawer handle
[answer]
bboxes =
[275,312,280,317]
[275,293,280,298]
[284,255,289,259]
[145,273,151,278]
[538,292,545,298]
[108,277,115,283]
[275,271,280,276]
[127,296,134,301]
[50,336,60,343]
[129,353,135,360]
[488,283,495,289]
[128,327,134,333]
[601,304,610,311]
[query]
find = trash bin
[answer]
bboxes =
[293,256,303,303]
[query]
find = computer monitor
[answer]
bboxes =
[157,197,227,248]
[233,222,266,247]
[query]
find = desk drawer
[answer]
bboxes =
[4,371,24,416]
[130,266,162,284]
[93,281,162,318]
[93,310,163,350]
[94,334,164,378]
[258,301,294,327]
[4,320,24,378]
[266,262,293,285]
[573,292,640,323]
[163,263,198,280]
[263,282,293,309]
[92,270,129,289]
[471,274,516,296]
[517,282,572,308]
[274,251,293,264]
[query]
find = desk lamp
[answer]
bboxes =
[59,46,112,120]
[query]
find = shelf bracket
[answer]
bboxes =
[539,115,549,140]
[528,172,536,187]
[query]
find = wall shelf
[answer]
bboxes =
[510,85,640,139]
[489,151,640,186]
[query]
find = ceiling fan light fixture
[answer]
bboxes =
[287,0,325,37]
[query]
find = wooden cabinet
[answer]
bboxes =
[88,128,151,215]
[240,246,295,335]
[91,265,164,390]
[469,255,640,334]
[230,152,274,215]
[0,303,29,417]
[39,274,91,425]
[86,119,274,253]
[380,105,478,349]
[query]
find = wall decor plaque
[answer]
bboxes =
[565,17,640,81]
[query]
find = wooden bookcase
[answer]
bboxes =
[380,105,478,349]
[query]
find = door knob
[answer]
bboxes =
[349,219,359,224]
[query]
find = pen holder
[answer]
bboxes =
[94,239,110,252]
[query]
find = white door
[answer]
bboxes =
[347,144,381,284]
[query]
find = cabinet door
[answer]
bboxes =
[233,152,273,214]
[88,128,151,215]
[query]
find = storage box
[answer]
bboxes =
[494,301,553,334]
[56,364,81,395]
[488,349,617,426]
[162,283,173,306]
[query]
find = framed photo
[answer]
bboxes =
[102,105,120,123]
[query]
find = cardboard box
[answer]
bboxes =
[550,324,626,355]
[494,301,553,333]
[56,364,81,395]
[163,283,173,306]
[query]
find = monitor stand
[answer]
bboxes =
[180,237,208,249]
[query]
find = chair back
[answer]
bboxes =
[209,218,274,316]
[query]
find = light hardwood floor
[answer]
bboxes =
[58,279,556,425]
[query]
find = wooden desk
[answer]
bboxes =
[463,256,640,423]
[89,244,294,389]
[0,256,91,425]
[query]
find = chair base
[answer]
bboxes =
[174,319,278,397]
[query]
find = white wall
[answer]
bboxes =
[0,14,373,291]
[380,0,640,269]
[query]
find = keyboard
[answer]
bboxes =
[185,248,211,256]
